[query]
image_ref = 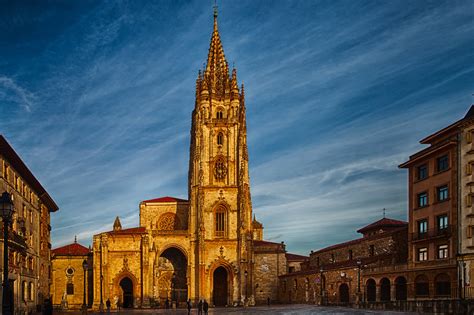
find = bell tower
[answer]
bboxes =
[188,6,254,305]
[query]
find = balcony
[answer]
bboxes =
[410,226,452,242]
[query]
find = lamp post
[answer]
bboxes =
[244,270,248,306]
[1,192,14,315]
[82,259,88,314]
[319,268,324,306]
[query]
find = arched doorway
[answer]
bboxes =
[380,278,391,301]
[339,283,349,304]
[119,277,133,308]
[156,247,188,304]
[366,279,376,302]
[395,276,407,301]
[213,267,228,306]
[435,273,451,297]
[415,274,429,297]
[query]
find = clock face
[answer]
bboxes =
[261,264,269,272]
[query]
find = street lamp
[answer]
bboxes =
[244,270,248,306]
[1,192,14,315]
[319,267,324,306]
[82,259,88,314]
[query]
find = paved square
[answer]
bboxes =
[54,305,414,315]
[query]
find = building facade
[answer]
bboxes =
[0,135,59,314]
[51,240,92,309]
[278,218,408,305]
[86,9,296,310]
[399,120,459,300]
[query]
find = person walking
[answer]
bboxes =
[198,299,203,315]
[203,299,209,315]
[106,298,111,314]
[165,298,170,309]
[186,299,192,315]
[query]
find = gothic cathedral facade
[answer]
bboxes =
[88,9,287,309]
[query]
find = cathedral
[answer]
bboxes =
[52,8,302,310]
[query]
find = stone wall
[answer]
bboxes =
[51,255,92,309]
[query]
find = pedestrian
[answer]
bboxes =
[198,299,203,315]
[203,299,209,315]
[106,298,111,314]
[117,299,122,311]
[165,298,170,309]
[267,297,270,306]
[186,299,192,315]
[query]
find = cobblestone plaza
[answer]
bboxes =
[53,304,415,315]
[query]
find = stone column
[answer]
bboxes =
[391,283,396,302]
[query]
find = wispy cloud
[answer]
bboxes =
[0,76,33,112]
[0,1,472,254]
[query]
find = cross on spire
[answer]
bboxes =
[383,208,386,218]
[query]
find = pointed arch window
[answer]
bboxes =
[215,205,226,238]
[217,132,224,145]
[217,110,224,119]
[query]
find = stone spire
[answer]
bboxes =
[205,4,229,83]
[113,216,122,231]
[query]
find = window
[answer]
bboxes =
[417,164,428,180]
[331,253,335,262]
[289,266,295,273]
[468,225,474,238]
[437,244,448,259]
[348,249,353,260]
[28,282,33,301]
[22,281,27,301]
[418,219,428,235]
[5,165,9,181]
[66,283,74,295]
[217,133,223,145]
[418,247,428,261]
[369,245,375,256]
[437,215,448,231]
[418,192,428,207]
[215,211,225,237]
[216,111,223,119]
[437,186,448,201]
[437,155,449,172]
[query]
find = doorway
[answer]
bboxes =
[213,267,228,306]
[119,277,133,308]
[339,283,349,304]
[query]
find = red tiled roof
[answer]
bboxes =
[279,254,392,278]
[357,217,407,234]
[108,227,146,234]
[141,196,188,203]
[286,253,308,261]
[253,240,282,246]
[52,243,90,256]
[312,226,407,254]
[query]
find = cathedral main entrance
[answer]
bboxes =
[213,267,228,306]
[156,247,188,304]
[119,277,133,308]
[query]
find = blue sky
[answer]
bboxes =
[0,1,473,254]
